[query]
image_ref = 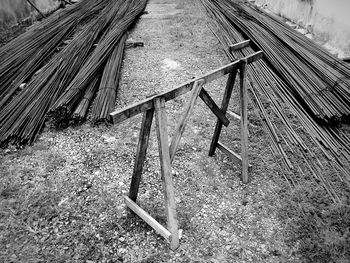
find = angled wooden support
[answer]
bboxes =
[217,141,253,169]
[217,141,242,166]
[199,88,230,127]
[125,196,171,240]
[169,79,205,163]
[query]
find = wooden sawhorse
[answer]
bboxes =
[110,47,262,250]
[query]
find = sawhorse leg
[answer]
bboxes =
[240,59,249,183]
[129,108,154,202]
[154,97,179,250]
[126,81,207,250]
[208,61,249,183]
[126,99,179,250]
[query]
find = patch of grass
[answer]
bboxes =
[0,184,19,199]
[280,184,350,263]
[44,151,66,173]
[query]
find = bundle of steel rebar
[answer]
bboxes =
[0,0,109,107]
[90,33,127,122]
[48,0,134,122]
[0,0,147,145]
[200,0,350,201]
[51,0,147,119]
[71,76,101,122]
[210,0,350,124]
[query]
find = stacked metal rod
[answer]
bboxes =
[72,76,102,122]
[52,0,147,115]
[51,1,147,121]
[200,0,350,201]
[220,0,350,123]
[0,0,109,107]
[91,34,127,122]
[51,0,147,120]
[49,0,134,121]
[0,0,148,145]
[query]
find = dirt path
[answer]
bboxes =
[0,0,297,262]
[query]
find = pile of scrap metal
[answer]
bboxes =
[200,0,350,201]
[0,0,147,145]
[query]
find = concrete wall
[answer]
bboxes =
[0,0,59,26]
[254,0,350,54]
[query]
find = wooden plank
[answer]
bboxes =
[154,97,179,250]
[217,141,252,168]
[217,141,242,166]
[240,60,249,184]
[169,80,204,163]
[129,109,154,202]
[245,51,264,64]
[124,196,171,240]
[199,88,230,127]
[229,40,250,52]
[227,110,241,120]
[208,69,238,156]
[110,100,154,125]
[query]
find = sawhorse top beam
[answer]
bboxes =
[110,51,263,124]
[229,39,250,52]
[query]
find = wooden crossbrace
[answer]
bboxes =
[227,110,241,120]
[110,47,262,250]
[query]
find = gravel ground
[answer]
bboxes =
[1,0,305,262]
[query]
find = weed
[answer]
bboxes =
[44,151,66,173]
[280,183,350,263]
